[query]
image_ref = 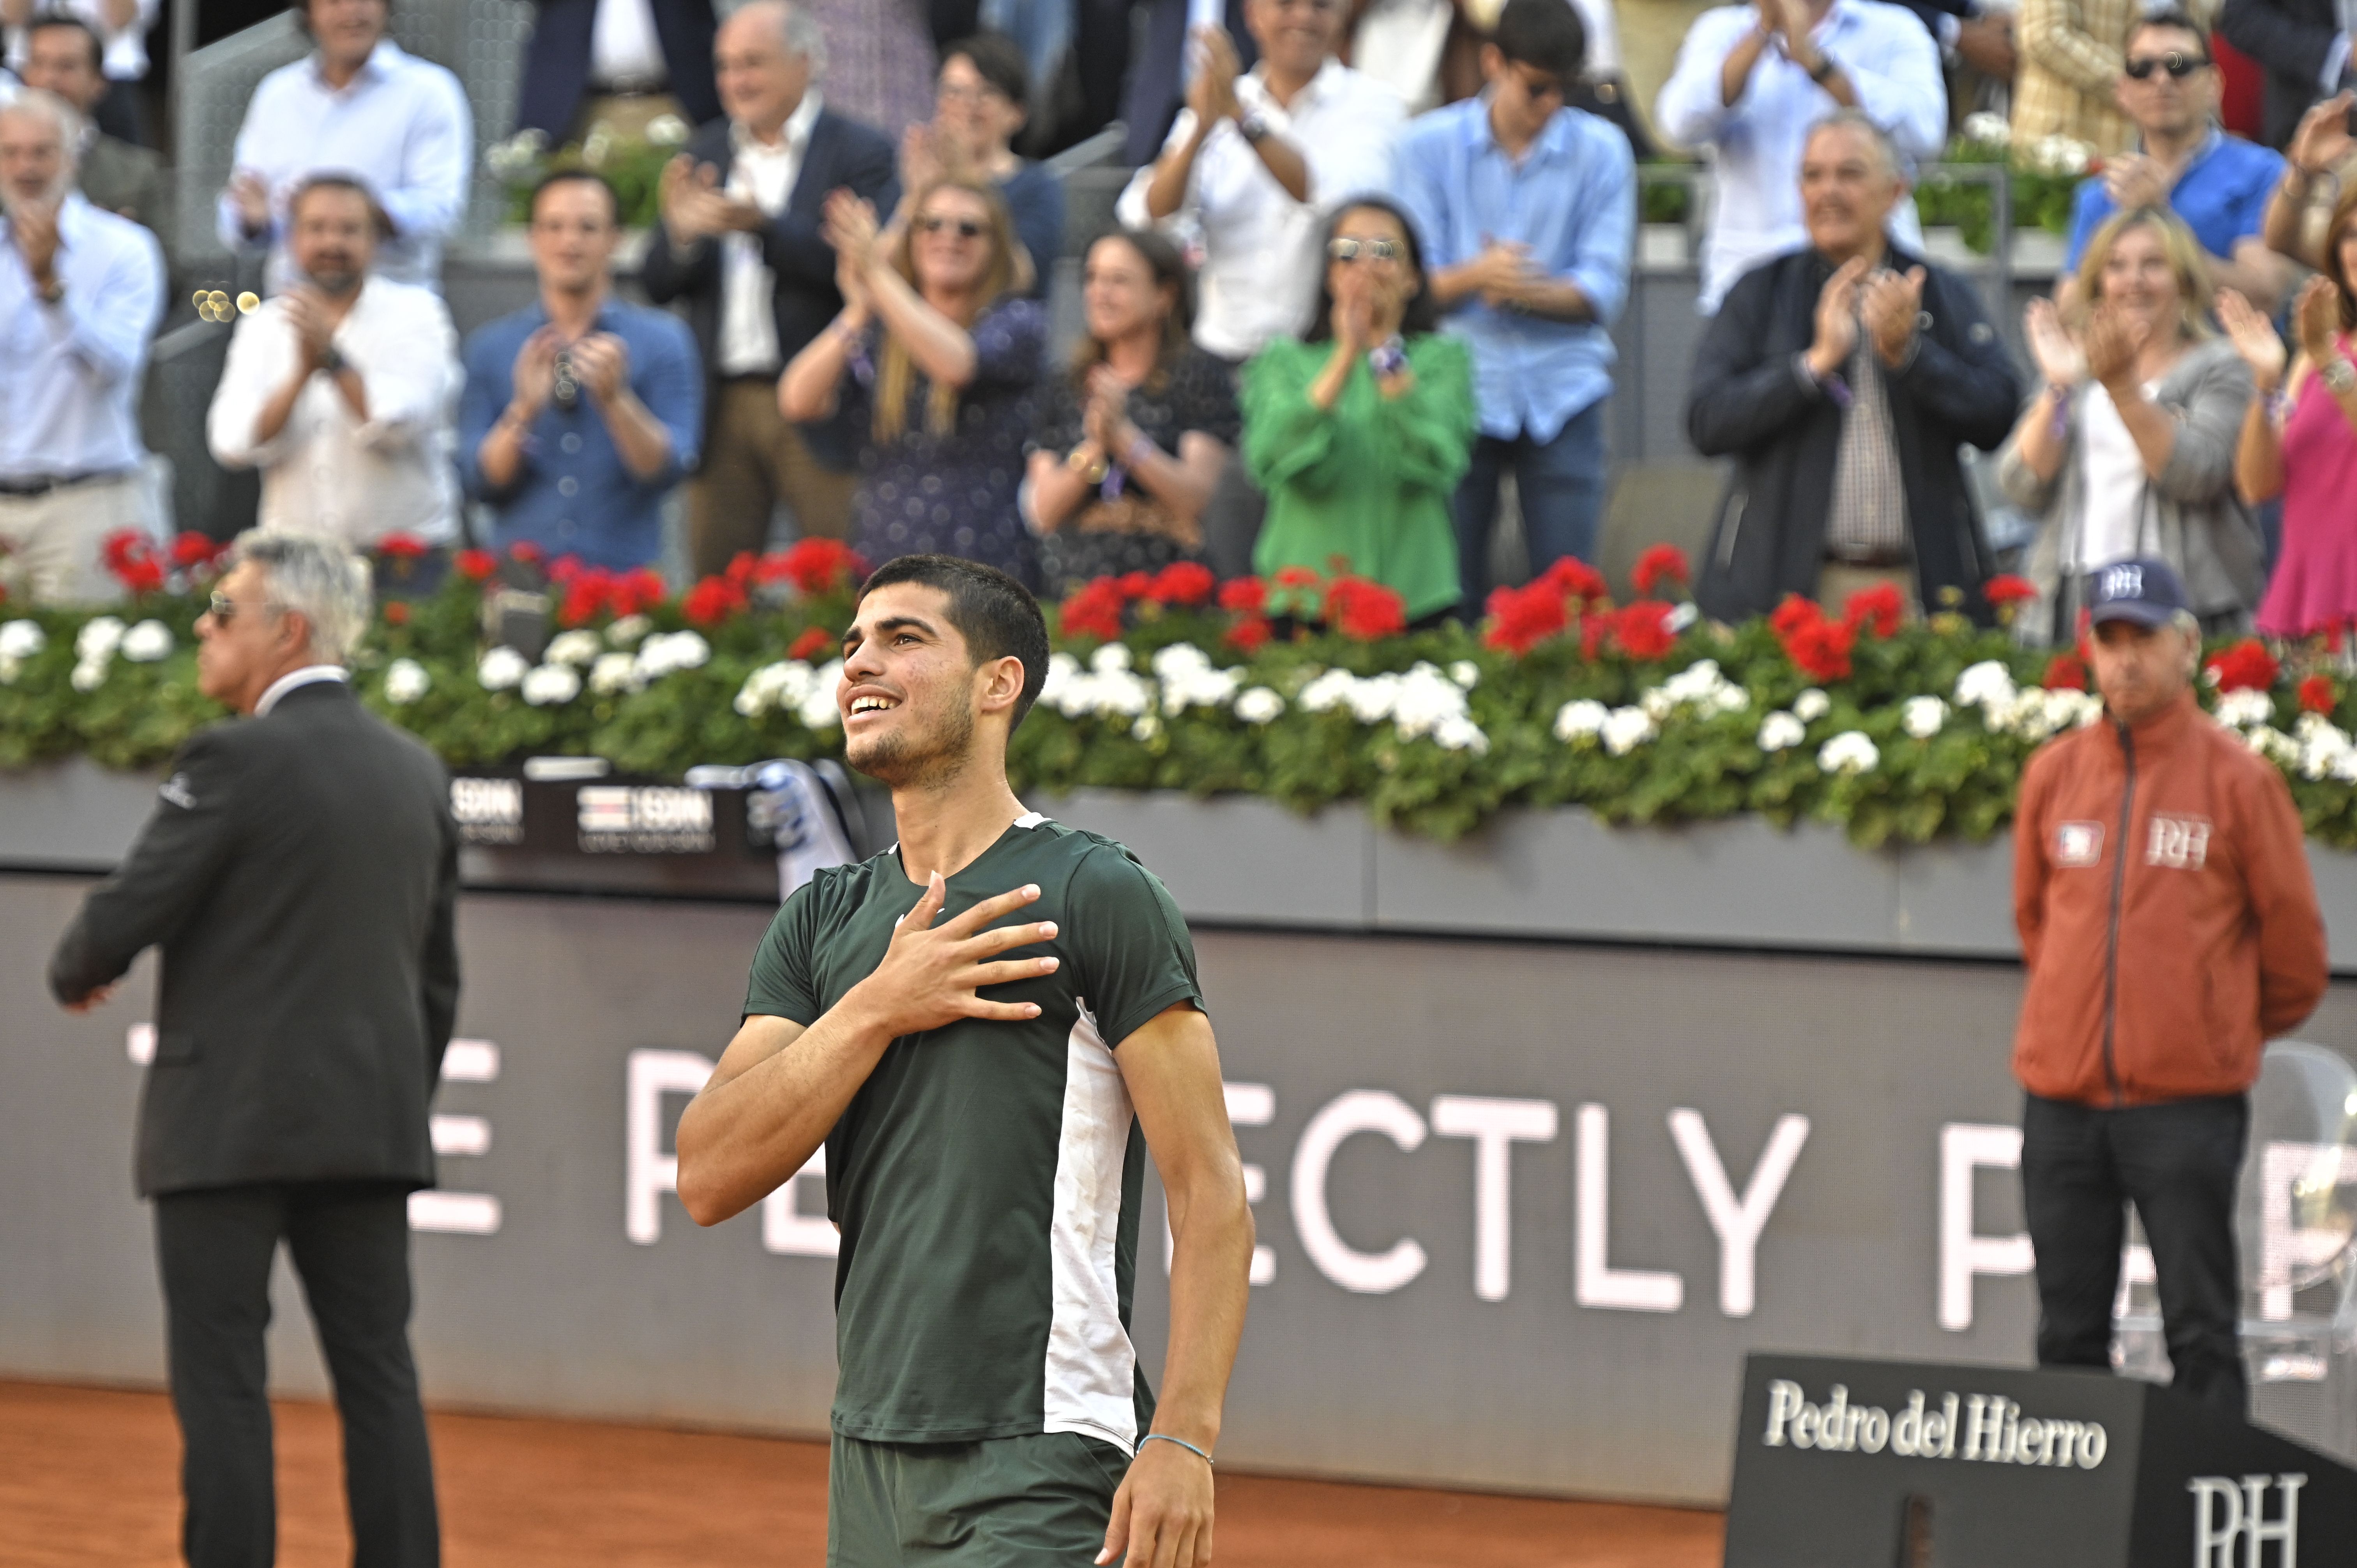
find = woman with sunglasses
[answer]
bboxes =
[781,177,1046,587]
[2221,180,2357,641]
[896,34,1063,299]
[1025,229,1238,600]
[1240,198,1475,625]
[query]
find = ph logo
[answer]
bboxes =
[2189,1473,2303,1566]
[2102,563,2145,601]
[2147,814,2212,870]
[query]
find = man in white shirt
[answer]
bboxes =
[0,88,162,604]
[219,0,471,293]
[2,0,159,144]
[1116,0,1406,363]
[208,176,461,555]
[1657,0,1947,311]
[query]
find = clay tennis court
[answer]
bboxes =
[0,1380,1723,1567]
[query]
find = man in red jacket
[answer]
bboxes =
[2013,556,2329,1417]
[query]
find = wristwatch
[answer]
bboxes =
[316,344,347,376]
[1238,111,1271,145]
[1806,52,1838,83]
[2323,355,2357,395]
[33,274,64,306]
[1067,445,1110,484]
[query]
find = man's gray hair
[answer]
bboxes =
[0,87,85,178]
[729,0,827,72]
[1805,108,1904,182]
[226,530,374,664]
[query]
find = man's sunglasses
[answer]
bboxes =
[2124,51,2208,79]
[1328,237,1402,263]
[207,591,279,624]
[916,214,986,238]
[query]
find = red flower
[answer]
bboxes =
[724,551,759,591]
[383,600,412,626]
[788,625,835,662]
[1145,560,1216,607]
[1579,613,1608,661]
[1272,566,1322,589]
[1983,574,2037,607]
[1058,578,1128,642]
[547,553,586,585]
[2043,650,2089,691]
[455,549,498,581]
[170,531,224,570]
[2203,639,2279,694]
[1631,544,1691,599]
[100,528,164,595]
[1611,600,1678,661]
[2300,674,2338,714]
[509,541,546,566]
[612,567,667,617]
[1769,593,1823,639]
[1223,614,1272,654]
[558,568,615,627]
[1217,577,1268,614]
[1482,580,1569,656]
[1842,582,1905,639]
[761,538,867,596]
[1115,570,1155,602]
[1325,577,1407,641]
[1785,618,1857,683]
[376,532,429,560]
[1538,556,1610,603]
[681,575,747,627]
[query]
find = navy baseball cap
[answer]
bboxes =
[2085,558,2189,628]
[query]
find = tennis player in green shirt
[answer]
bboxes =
[677,554,1254,1567]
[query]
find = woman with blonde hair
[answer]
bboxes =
[781,176,1046,587]
[1996,205,2262,643]
[2220,180,2357,641]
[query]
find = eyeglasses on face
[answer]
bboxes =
[207,590,281,624]
[1328,236,1401,263]
[2124,51,2207,79]
[916,214,986,239]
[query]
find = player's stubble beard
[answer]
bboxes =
[846,688,977,793]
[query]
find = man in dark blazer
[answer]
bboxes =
[2220,0,2351,149]
[641,0,895,577]
[51,530,459,1568]
[1687,111,2021,625]
[512,0,721,142]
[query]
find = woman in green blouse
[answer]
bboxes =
[1242,197,1476,625]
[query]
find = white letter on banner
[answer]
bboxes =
[1939,1123,2035,1330]
[1430,1095,1558,1301]
[761,1146,836,1256]
[1668,1109,1809,1317]
[411,1039,504,1235]
[1575,1104,1683,1312]
[626,1049,714,1245]
[1291,1090,1428,1293]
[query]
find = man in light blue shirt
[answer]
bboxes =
[1392,0,1634,619]
[0,88,163,603]
[1656,0,1945,311]
[219,0,470,294]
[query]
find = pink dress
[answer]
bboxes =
[2258,338,2357,638]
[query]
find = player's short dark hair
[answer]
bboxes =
[2126,9,2209,56]
[26,12,104,73]
[529,168,620,226]
[1493,0,1586,80]
[941,32,1029,110]
[858,555,1050,728]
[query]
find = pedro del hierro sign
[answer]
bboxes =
[1724,1355,2357,1568]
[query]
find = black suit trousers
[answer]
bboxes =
[153,1182,439,1568]
[2021,1092,2251,1419]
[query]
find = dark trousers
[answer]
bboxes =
[153,1181,440,1568]
[2020,1092,2250,1418]
[1451,399,1608,622]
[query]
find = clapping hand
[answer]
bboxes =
[900,122,948,195]
[1859,265,1926,368]
[2216,286,2289,394]
[2293,271,2343,364]
[1082,364,1132,454]
[1329,258,1380,353]
[1804,256,1868,378]
[281,286,337,371]
[2102,153,2170,213]
[9,196,61,286]
[2081,303,2147,390]
[660,157,762,243]
[228,170,272,237]
[511,325,561,416]
[2289,92,2357,177]
[1186,23,1243,126]
[2023,296,2087,388]
[567,334,631,404]
[1466,238,1537,309]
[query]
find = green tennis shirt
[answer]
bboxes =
[741,812,1203,1453]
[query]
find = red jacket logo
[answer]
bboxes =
[2147,814,2212,870]
[2055,821,2103,867]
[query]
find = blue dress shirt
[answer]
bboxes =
[2062,128,2285,274]
[0,193,162,482]
[1391,98,1636,445]
[458,298,703,570]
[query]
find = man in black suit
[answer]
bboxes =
[642,0,895,577]
[51,530,459,1568]
[2220,0,2353,148]
[512,0,721,143]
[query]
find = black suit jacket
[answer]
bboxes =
[1686,245,2024,625]
[50,681,461,1199]
[2220,0,2343,149]
[514,0,722,139]
[639,111,898,449]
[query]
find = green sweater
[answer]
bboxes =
[1241,334,1477,622]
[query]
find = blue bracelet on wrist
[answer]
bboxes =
[1140,1432,1214,1466]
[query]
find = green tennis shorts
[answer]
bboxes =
[828,1430,1131,1566]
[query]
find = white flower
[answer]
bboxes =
[75,616,124,662]
[522,663,581,706]
[635,630,711,680]
[1954,660,2017,713]
[1039,651,1081,711]
[590,651,644,696]
[2213,689,2274,729]
[1296,668,1357,714]
[1758,711,1807,752]
[1390,663,1473,740]
[1153,644,1239,715]
[734,660,818,718]
[545,629,604,667]
[118,619,173,662]
[1901,695,1949,740]
[1234,686,1285,724]
[2249,725,2301,766]
[69,658,107,692]
[1793,688,1830,722]
[383,658,431,705]
[477,646,530,691]
[0,620,45,660]
[1433,714,1490,754]
[605,614,652,648]
[1818,730,1880,774]
[1555,698,1610,743]
[796,660,845,729]
[1090,642,1133,674]
[1601,705,1657,756]
[1665,602,1700,633]
[1150,642,1212,679]
[1132,713,1164,742]
[1641,686,1677,722]
[2297,715,2353,779]
[1961,111,2012,147]
[1449,660,1480,689]
[0,656,20,685]
[645,113,689,146]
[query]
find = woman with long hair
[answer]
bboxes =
[1240,196,1475,625]
[780,176,1046,587]
[2220,181,2357,641]
[1024,229,1238,599]
[1995,205,2262,642]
